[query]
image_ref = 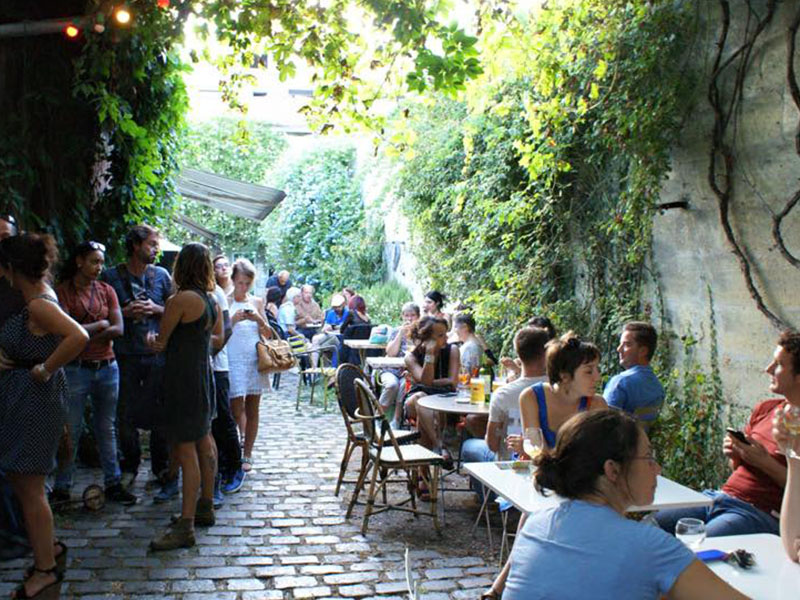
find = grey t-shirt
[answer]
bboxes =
[460,339,484,371]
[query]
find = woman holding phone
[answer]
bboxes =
[226,258,270,474]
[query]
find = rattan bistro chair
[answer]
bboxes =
[333,364,419,496]
[346,378,443,534]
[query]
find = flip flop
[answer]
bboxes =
[241,457,253,472]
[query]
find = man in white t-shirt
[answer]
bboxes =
[461,326,553,496]
[210,284,244,496]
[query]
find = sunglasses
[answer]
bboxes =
[0,214,17,226]
[83,240,106,252]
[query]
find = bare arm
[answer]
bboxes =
[405,351,434,386]
[782,457,800,562]
[28,298,89,376]
[432,344,459,388]
[147,294,184,352]
[666,559,748,600]
[519,387,541,432]
[94,303,123,341]
[386,325,410,358]
[210,303,224,351]
[485,420,503,454]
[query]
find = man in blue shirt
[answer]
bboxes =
[310,293,349,368]
[603,321,664,431]
[102,225,173,494]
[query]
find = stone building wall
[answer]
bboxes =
[653,0,800,408]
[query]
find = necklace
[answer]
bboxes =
[72,280,101,323]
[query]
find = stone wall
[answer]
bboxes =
[653,0,800,408]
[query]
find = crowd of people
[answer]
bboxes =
[0,213,799,599]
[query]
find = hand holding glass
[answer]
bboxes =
[523,427,544,459]
[778,403,800,459]
[675,518,706,549]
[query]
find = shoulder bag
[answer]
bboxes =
[256,324,296,373]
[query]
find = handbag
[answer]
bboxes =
[256,325,296,373]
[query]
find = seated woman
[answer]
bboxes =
[404,316,459,455]
[519,331,607,450]
[503,410,746,600]
[380,302,420,428]
[340,294,371,337]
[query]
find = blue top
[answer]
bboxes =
[531,382,588,448]
[503,500,695,600]
[603,365,665,429]
[324,306,350,328]
[101,264,172,356]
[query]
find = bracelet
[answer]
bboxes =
[33,363,52,382]
[423,354,435,365]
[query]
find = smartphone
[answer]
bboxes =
[696,549,726,562]
[243,307,254,314]
[726,427,750,445]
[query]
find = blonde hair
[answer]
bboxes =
[231,258,257,281]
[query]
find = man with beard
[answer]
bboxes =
[102,225,173,498]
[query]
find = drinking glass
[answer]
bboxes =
[457,367,470,396]
[778,403,800,459]
[675,518,706,550]
[522,427,544,460]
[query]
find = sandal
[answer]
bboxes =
[241,457,253,473]
[24,541,67,579]
[13,563,63,599]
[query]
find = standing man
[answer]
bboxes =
[603,321,665,431]
[265,269,292,303]
[101,225,173,495]
[295,284,324,340]
[211,257,244,495]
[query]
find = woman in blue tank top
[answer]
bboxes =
[518,332,607,451]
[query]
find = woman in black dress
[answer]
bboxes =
[0,234,88,598]
[147,243,223,551]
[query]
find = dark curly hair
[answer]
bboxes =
[545,331,601,385]
[410,315,449,364]
[0,233,58,282]
[778,330,800,376]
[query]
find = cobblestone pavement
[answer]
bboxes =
[0,374,501,599]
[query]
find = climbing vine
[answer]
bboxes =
[392,0,695,371]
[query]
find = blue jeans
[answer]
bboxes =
[654,490,779,537]
[461,438,497,500]
[55,362,122,489]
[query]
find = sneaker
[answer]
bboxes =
[150,517,195,552]
[221,469,246,494]
[105,483,138,506]
[213,476,224,509]
[153,478,179,504]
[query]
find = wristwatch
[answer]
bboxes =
[424,353,435,365]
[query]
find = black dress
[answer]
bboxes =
[0,296,68,474]
[407,343,456,396]
[162,289,215,443]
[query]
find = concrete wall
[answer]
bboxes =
[653,0,800,408]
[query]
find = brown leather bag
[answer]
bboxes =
[256,325,295,373]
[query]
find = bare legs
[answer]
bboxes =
[173,434,217,519]
[7,473,58,597]
[405,393,441,450]
[230,394,260,459]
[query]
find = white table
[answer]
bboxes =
[417,393,490,417]
[343,339,387,364]
[365,356,406,371]
[696,533,800,599]
[464,461,712,554]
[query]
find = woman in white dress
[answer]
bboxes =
[226,259,270,472]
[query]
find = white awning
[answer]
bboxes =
[176,168,286,221]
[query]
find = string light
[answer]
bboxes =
[157,0,170,8]
[114,6,132,25]
[64,23,80,38]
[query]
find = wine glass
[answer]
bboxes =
[522,427,544,460]
[675,518,706,550]
[778,403,800,459]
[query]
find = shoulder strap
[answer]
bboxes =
[533,383,556,447]
[30,293,58,304]
[115,263,136,303]
[579,396,590,411]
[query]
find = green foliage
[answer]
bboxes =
[263,143,385,291]
[73,2,189,259]
[392,0,695,375]
[360,281,414,326]
[162,118,288,252]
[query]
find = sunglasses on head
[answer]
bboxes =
[0,214,17,226]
